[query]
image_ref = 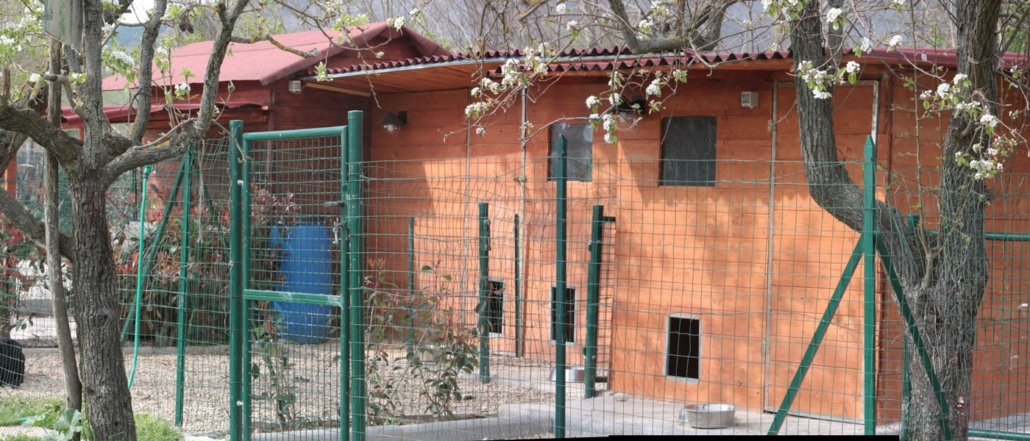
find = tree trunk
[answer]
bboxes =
[46,38,83,420]
[71,175,136,441]
[787,0,999,440]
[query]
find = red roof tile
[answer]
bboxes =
[103,23,450,90]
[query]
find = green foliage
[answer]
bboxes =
[132,414,183,441]
[364,261,479,422]
[0,434,41,441]
[17,402,181,441]
[250,311,300,430]
[0,396,63,426]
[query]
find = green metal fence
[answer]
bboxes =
[2,118,1029,441]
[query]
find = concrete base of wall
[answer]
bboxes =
[248,415,551,441]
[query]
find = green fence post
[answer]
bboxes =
[767,240,864,435]
[478,202,491,383]
[346,110,366,441]
[228,120,244,441]
[514,214,522,358]
[340,126,351,441]
[241,125,254,440]
[903,214,918,441]
[408,216,415,360]
[584,205,603,399]
[555,135,568,438]
[174,147,193,427]
[862,135,877,434]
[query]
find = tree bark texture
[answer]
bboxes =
[71,176,136,440]
[46,37,83,420]
[788,1,1000,440]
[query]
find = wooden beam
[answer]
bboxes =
[303,82,372,97]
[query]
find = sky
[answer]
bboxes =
[121,0,155,25]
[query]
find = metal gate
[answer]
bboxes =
[227,111,365,441]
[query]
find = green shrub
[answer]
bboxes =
[0,396,63,427]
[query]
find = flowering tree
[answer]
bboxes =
[0,0,252,438]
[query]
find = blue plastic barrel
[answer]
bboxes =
[270,223,333,344]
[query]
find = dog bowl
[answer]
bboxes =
[549,366,586,383]
[680,403,736,429]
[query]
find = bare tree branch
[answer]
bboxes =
[0,188,77,263]
[0,104,82,167]
[230,34,318,57]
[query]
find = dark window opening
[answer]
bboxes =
[549,123,593,182]
[486,279,504,334]
[661,116,717,186]
[550,286,576,343]
[667,316,700,380]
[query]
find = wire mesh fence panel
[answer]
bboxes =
[244,133,345,437]
[3,126,1029,441]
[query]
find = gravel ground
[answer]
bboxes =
[5,344,563,438]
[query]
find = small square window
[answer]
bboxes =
[661,116,717,186]
[550,286,576,343]
[667,315,700,380]
[486,279,503,335]
[549,123,593,182]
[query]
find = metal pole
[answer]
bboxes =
[228,120,244,441]
[174,147,193,426]
[408,216,415,359]
[514,214,522,358]
[862,135,877,434]
[584,205,603,399]
[346,110,366,441]
[478,202,491,383]
[241,126,254,440]
[554,135,568,438]
[767,240,864,435]
[340,126,351,441]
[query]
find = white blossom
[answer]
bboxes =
[893,0,905,5]
[475,127,486,136]
[588,113,600,122]
[555,3,568,14]
[761,0,773,12]
[980,113,998,128]
[936,83,950,99]
[566,20,578,31]
[952,73,968,84]
[638,19,654,33]
[825,8,843,24]
[0,36,14,46]
[175,82,191,95]
[108,49,134,66]
[888,35,904,50]
[609,93,621,105]
[471,87,481,97]
[845,61,860,73]
[646,79,662,97]
[29,73,42,83]
[604,132,615,144]
[585,96,600,108]
[860,37,873,53]
[812,89,832,99]
[390,17,405,30]
[409,8,422,17]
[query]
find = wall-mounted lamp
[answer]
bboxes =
[379,111,407,132]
